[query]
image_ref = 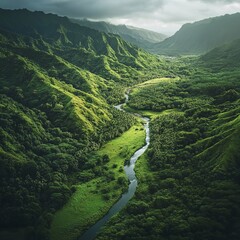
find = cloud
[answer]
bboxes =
[198,0,237,2]
[0,0,166,18]
[48,0,167,18]
[0,0,240,35]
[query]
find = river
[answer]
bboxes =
[78,91,150,240]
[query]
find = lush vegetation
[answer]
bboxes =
[96,46,240,239]
[50,121,145,240]
[0,8,164,84]
[1,7,240,240]
[71,18,167,53]
[0,8,164,240]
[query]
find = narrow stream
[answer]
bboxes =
[78,91,150,240]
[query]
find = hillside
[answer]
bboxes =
[200,38,240,70]
[0,8,162,83]
[71,18,167,52]
[155,12,240,55]
[0,8,164,240]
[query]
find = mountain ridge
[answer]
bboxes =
[0,8,162,83]
[155,12,240,55]
[71,18,167,52]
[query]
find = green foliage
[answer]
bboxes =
[0,8,163,84]
[0,8,163,240]
[1,8,240,240]
[96,55,240,240]
[71,18,167,53]
[50,122,146,240]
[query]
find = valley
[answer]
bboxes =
[96,56,240,239]
[50,117,146,240]
[0,7,240,240]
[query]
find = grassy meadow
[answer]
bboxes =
[50,121,146,240]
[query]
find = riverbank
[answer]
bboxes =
[50,121,146,240]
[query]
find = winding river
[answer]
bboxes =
[78,91,150,240]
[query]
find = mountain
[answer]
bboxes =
[71,18,167,52]
[155,12,240,55]
[0,8,161,82]
[0,8,163,240]
[200,38,240,70]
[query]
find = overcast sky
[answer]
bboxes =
[0,0,240,35]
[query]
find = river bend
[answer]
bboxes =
[79,92,150,240]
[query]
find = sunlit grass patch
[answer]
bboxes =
[50,122,145,240]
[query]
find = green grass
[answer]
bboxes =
[50,121,146,240]
[122,77,182,119]
[135,153,154,184]
[129,77,180,99]
[195,106,240,172]
[135,77,180,87]
[123,104,182,119]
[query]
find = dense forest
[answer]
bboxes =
[0,7,240,240]
[97,45,240,240]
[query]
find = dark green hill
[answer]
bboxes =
[200,38,240,70]
[71,18,167,52]
[155,12,240,55]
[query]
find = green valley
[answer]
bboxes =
[0,6,240,240]
[0,8,163,240]
[96,46,240,240]
[50,121,145,240]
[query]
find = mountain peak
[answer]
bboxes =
[155,12,240,55]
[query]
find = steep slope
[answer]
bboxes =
[0,8,164,240]
[71,18,167,52]
[155,12,240,55]
[0,8,160,82]
[200,38,240,70]
[0,47,109,134]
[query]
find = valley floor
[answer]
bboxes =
[50,121,146,240]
